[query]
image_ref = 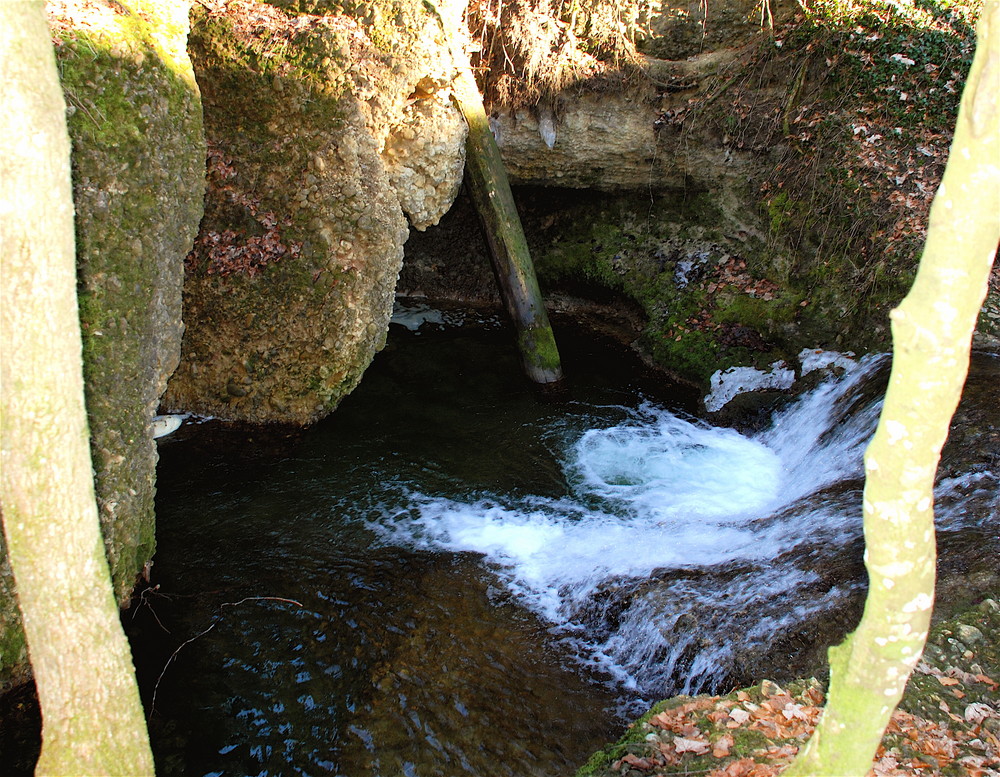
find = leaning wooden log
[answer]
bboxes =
[436,3,564,385]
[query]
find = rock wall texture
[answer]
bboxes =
[406,0,998,389]
[160,0,466,425]
[490,50,748,193]
[0,0,205,689]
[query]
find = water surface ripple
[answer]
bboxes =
[133,317,998,776]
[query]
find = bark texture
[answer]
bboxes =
[784,2,1000,773]
[0,3,154,774]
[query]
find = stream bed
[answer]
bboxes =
[132,308,680,777]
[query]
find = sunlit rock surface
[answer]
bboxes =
[491,57,752,193]
[493,94,678,192]
[162,0,465,425]
[384,80,467,231]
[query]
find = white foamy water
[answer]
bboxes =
[367,354,994,703]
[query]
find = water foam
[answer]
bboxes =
[365,354,989,702]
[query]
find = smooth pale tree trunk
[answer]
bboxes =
[435,0,564,384]
[0,3,155,775]
[784,2,999,774]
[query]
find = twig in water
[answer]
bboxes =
[148,595,304,720]
[132,584,172,634]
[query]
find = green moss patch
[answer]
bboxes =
[48,2,205,601]
[521,188,806,384]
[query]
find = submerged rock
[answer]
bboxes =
[703,361,795,412]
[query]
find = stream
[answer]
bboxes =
[6,305,997,776]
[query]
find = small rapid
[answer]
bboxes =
[366,352,995,705]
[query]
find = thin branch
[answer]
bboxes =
[148,595,303,720]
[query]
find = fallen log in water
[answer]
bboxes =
[435,1,563,385]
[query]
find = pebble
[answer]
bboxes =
[956,623,984,645]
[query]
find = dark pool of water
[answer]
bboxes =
[6,314,993,777]
[126,313,698,777]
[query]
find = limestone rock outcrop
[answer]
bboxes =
[161,0,466,425]
[493,95,676,192]
[385,82,467,231]
[0,0,205,689]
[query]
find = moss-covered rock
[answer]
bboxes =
[575,594,1000,776]
[161,0,465,425]
[0,0,205,691]
[402,185,814,387]
[528,188,814,384]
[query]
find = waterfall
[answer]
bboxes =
[365,353,996,709]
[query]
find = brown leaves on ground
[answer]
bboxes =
[610,688,815,776]
[703,257,783,302]
[607,676,1000,777]
[661,255,787,349]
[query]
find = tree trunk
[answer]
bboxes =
[0,3,155,775]
[784,3,999,774]
[436,1,564,385]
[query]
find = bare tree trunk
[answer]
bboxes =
[0,3,155,774]
[784,2,999,773]
[436,0,564,385]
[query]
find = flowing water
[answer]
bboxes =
[10,306,995,777]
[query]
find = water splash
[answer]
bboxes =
[366,353,995,706]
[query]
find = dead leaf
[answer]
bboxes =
[713,733,734,758]
[975,673,999,690]
[804,686,825,705]
[873,754,902,776]
[965,702,995,724]
[782,702,809,720]
[939,700,964,722]
[674,735,711,755]
[729,708,751,725]
[937,676,960,687]
[619,753,656,770]
[650,711,672,728]
[751,718,781,737]
[759,743,798,759]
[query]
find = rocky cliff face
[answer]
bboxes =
[0,0,205,689]
[404,0,997,391]
[160,0,466,425]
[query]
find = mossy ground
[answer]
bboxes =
[689,0,981,355]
